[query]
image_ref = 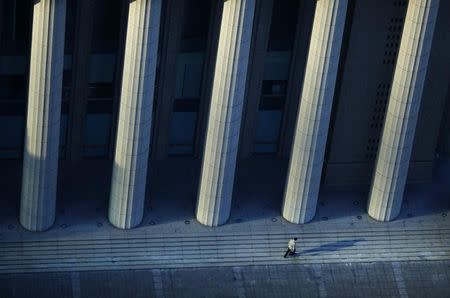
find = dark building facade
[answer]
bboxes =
[0,0,449,230]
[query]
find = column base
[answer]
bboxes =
[108,208,143,230]
[281,210,315,225]
[19,214,55,232]
[367,206,401,222]
[195,210,230,227]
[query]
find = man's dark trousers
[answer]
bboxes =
[283,249,296,258]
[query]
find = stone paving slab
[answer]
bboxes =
[1,261,450,298]
[0,225,449,273]
[0,159,449,275]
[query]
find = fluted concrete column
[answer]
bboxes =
[282,0,348,224]
[20,0,66,232]
[109,0,161,229]
[368,0,439,221]
[196,0,256,226]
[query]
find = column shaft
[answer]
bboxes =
[368,0,439,221]
[109,0,161,229]
[282,0,348,224]
[20,0,66,232]
[196,0,256,226]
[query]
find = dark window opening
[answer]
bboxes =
[267,0,299,51]
[180,0,211,52]
[0,0,32,48]
[253,1,299,155]
[169,0,212,156]
[83,1,123,158]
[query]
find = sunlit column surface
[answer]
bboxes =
[109,0,161,229]
[282,0,348,224]
[368,0,440,221]
[196,0,256,226]
[20,0,66,232]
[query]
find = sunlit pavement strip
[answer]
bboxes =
[70,271,81,298]
[151,269,164,298]
[312,264,327,298]
[392,262,408,298]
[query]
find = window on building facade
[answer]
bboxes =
[168,0,211,156]
[267,0,299,52]
[83,53,116,158]
[254,53,291,154]
[83,0,122,158]
[60,0,77,159]
[1,0,31,45]
[253,0,299,155]
[169,53,204,155]
[0,0,32,159]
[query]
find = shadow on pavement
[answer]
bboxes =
[295,239,366,256]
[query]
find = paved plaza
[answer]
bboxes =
[1,261,450,298]
[0,158,449,296]
[0,0,449,296]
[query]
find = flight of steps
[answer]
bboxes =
[1,227,449,273]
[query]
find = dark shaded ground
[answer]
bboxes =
[0,260,449,298]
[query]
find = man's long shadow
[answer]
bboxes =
[295,239,365,257]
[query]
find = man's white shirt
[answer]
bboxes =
[288,239,296,251]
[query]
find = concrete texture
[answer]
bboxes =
[1,155,450,295]
[368,0,440,221]
[282,0,348,224]
[196,0,256,226]
[1,261,450,298]
[109,0,161,229]
[20,0,66,232]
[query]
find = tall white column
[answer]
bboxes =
[196,0,256,226]
[109,0,161,229]
[20,0,66,232]
[282,0,348,224]
[368,0,439,221]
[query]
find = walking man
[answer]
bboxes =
[284,237,297,258]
